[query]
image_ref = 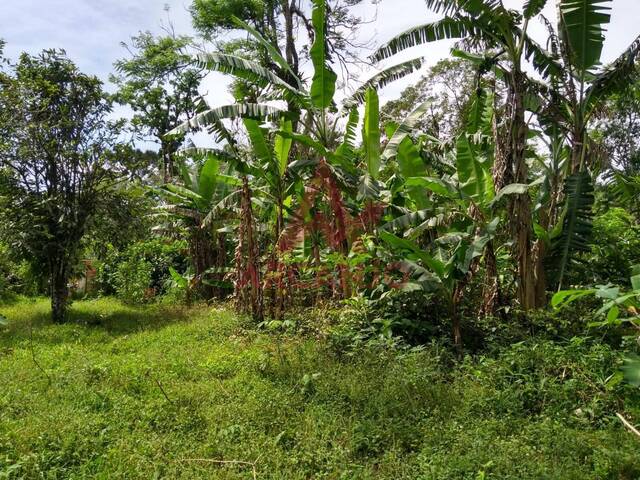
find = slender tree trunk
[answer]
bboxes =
[450,292,463,356]
[190,218,216,300]
[481,240,502,316]
[50,257,69,323]
[503,70,537,310]
[236,176,263,321]
[161,143,173,183]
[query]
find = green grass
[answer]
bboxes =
[0,298,639,479]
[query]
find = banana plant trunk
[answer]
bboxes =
[504,70,537,310]
[236,176,263,322]
[481,240,502,316]
[190,218,216,299]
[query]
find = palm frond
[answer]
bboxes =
[230,16,302,89]
[170,104,286,137]
[342,58,424,109]
[382,100,432,161]
[522,34,564,78]
[336,107,360,161]
[523,0,549,19]
[559,0,612,72]
[586,33,640,110]
[371,17,477,63]
[195,53,309,107]
[548,170,595,289]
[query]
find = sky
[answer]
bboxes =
[1,0,639,117]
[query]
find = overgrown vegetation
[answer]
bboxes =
[1,0,640,477]
[0,299,639,479]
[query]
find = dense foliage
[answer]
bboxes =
[1,0,640,476]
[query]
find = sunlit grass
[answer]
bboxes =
[0,298,638,479]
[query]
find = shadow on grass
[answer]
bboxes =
[0,298,207,348]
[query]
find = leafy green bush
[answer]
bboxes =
[0,243,40,299]
[570,208,640,287]
[95,239,188,302]
[114,257,153,304]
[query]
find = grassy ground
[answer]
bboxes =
[0,298,639,479]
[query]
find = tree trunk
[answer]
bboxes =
[50,258,69,323]
[504,70,537,310]
[161,144,173,183]
[450,292,463,356]
[235,176,263,322]
[481,240,502,317]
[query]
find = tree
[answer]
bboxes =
[190,0,370,83]
[370,0,556,310]
[155,150,240,299]
[381,58,476,141]
[527,1,640,292]
[111,32,203,182]
[597,68,640,177]
[0,50,125,322]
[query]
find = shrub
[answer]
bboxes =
[95,239,188,301]
[114,257,153,304]
[570,208,640,287]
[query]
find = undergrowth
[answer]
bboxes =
[0,298,639,479]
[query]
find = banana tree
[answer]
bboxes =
[370,0,560,309]
[526,1,640,291]
[155,151,240,299]
[379,90,519,347]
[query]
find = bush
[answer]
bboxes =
[0,243,40,299]
[570,208,640,287]
[95,239,188,302]
[114,257,153,304]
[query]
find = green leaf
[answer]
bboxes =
[230,16,302,89]
[382,100,432,162]
[274,119,293,178]
[621,356,640,387]
[607,304,620,323]
[343,58,423,109]
[169,267,189,289]
[586,34,640,111]
[631,274,640,292]
[533,222,551,247]
[523,0,548,19]
[243,119,273,166]
[358,174,381,201]
[195,52,307,106]
[198,154,220,205]
[397,137,424,178]
[362,87,381,179]
[379,231,445,278]
[551,288,596,308]
[461,217,500,273]
[489,183,530,207]
[163,184,204,203]
[405,176,458,198]
[559,0,612,72]
[548,171,595,289]
[310,0,337,109]
[336,107,360,160]
[381,209,433,232]
[456,135,494,203]
[466,89,494,136]
[170,103,286,136]
[371,17,478,62]
[0,314,7,326]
